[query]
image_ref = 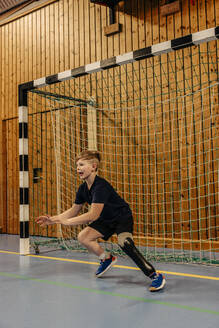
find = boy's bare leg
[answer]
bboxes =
[78,226,117,277]
[78,226,105,256]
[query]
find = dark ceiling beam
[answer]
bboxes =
[0,0,36,15]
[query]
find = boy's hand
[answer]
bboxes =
[35,215,54,227]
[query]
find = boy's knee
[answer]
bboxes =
[117,232,133,247]
[78,230,86,244]
[78,228,97,245]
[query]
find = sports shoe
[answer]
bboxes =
[149,272,166,292]
[95,255,117,277]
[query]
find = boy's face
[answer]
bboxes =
[76,159,97,180]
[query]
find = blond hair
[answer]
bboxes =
[76,150,101,171]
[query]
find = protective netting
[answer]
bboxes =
[28,43,219,264]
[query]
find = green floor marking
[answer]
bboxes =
[0,271,219,316]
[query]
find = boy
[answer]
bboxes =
[36,150,166,292]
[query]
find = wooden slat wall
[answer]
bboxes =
[0,0,218,234]
[0,120,7,232]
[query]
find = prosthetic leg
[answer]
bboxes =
[118,233,155,277]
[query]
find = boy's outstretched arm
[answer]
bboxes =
[62,203,104,225]
[35,203,83,227]
[35,203,104,227]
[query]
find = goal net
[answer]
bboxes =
[27,39,218,264]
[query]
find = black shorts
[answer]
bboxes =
[88,212,133,241]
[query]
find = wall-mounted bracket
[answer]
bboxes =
[33,168,42,183]
[160,0,180,16]
[90,0,123,36]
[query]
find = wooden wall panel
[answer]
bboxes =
[0,120,7,232]
[0,0,218,238]
[5,119,19,234]
[0,0,218,118]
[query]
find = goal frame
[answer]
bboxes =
[18,26,219,255]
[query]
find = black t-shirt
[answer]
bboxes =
[74,175,132,221]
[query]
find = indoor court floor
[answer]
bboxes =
[0,234,218,328]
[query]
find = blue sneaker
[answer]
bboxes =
[149,273,166,292]
[95,255,117,277]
